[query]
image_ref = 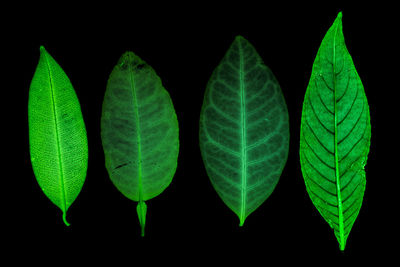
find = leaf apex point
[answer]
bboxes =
[336,11,343,21]
[39,45,46,53]
[234,35,247,42]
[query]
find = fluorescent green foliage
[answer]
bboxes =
[28,46,88,226]
[101,51,179,236]
[300,12,371,250]
[199,36,289,226]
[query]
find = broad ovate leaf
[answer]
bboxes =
[300,12,371,250]
[101,51,179,236]
[28,46,88,226]
[199,36,289,226]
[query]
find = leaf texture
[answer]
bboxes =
[199,36,289,226]
[300,12,371,250]
[28,46,88,226]
[101,51,179,236]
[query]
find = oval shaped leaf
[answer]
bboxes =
[300,12,371,250]
[28,46,88,226]
[101,52,179,236]
[199,36,289,226]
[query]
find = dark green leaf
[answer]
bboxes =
[199,36,289,226]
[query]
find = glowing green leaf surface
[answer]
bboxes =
[101,52,179,236]
[199,36,289,226]
[28,46,88,226]
[300,12,371,250]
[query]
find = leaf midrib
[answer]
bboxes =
[239,41,247,226]
[332,20,345,250]
[42,49,69,225]
[127,56,144,202]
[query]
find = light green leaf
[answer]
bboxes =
[300,12,371,250]
[101,51,179,236]
[199,36,289,226]
[28,46,88,226]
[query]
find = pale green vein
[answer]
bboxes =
[247,149,283,166]
[246,82,276,108]
[202,131,241,157]
[208,101,239,125]
[246,134,274,150]
[239,39,247,226]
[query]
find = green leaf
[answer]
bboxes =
[300,12,371,250]
[199,36,289,226]
[28,46,88,226]
[101,51,179,236]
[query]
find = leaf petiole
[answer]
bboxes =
[136,200,147,237]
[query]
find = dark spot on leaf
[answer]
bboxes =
[114,162,130,170]
[136,64,145,70]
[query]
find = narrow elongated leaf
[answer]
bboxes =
[199,36,289,226]
[101,52,179,236]
[28,46,88,226]
[300,12,371,250]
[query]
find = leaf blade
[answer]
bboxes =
[300,12,371,250]
[28,46,88,225]
[199,36,290,225]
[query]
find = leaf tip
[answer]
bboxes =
[234,35,248,45]
[336,11,343,24]
[235,35,245,41]
[122,50,136,58]
[39,45,46,54]
[118,51,145,70]
[232,35,251,53]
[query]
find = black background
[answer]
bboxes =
[6,2,397,263]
